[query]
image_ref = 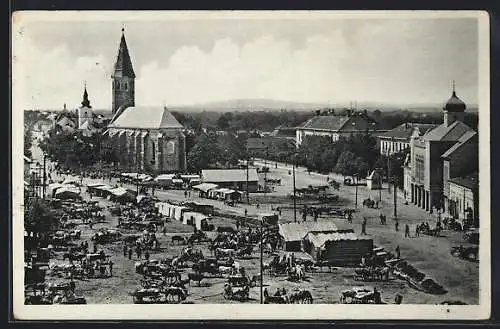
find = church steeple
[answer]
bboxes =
[81,83,92,108]
[114,28,136,78]
[112,27,136,114]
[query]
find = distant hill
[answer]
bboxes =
[24,99,479,114]
[170,99,479,113]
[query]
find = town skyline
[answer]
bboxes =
[14,12,478,110]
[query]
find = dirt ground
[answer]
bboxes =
[31,142,479,305]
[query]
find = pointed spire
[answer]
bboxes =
[113,28,136,78]
[81,83,91,108]
[452,80,456,96]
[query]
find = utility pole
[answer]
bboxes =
[292,154,297,222]
[42,154,47,199]
[246,150,250,204]
[355,174,358,209]
[263,148,268,197]
[260,219,264,304]
[393,177,397,219]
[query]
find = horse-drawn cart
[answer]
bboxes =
[223,275,250,301]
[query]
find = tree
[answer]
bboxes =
[186,134,220,172]
[334,151,357,178]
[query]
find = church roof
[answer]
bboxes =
[108,106,184,129]
[113,30,136,78]
[423,121,474,142]
[441,131,477,159]
[443,83,466,112]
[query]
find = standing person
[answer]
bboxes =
[415,224,420,237]
[108,260,114,277]
[244,209,248,216]
[405,224,410,238]
[136,245,142,260]
[361,221,367,235]
[184,190,188,198]
[123,244,128,257]
[395,245,401,259]
[314,209,318,222]
[88,220,93,230]
[144,251,150,261]
[395,220,399,232]
[128,247,133,260]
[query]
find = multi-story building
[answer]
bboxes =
[404,85,477,214]
[377,123,438,156]
[295,110,387,146]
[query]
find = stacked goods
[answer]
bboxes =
[392,261,446,295]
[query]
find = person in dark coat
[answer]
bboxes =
[395,220,399,232]
[144,251,150,261]
[123,245,128,257]
[395,245,400,259]
[405,224,410,238]
[128,248,133,260]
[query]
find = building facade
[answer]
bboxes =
[404,86,477,214]
[447,174,479,227]
[296,110,387,146]
[378,123,438,156]
[104,29,187,173]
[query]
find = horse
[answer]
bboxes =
[187,272,204,286]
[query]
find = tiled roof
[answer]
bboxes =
[201,169,259,183]
[108,106,184,130]
[298,113,380,132]
[423,121,474,142]
[441,131,477,159]
[278,221,338,242]
[298,115,349,131]
[378,123,439,140]
[449,173,479,190]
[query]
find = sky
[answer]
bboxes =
[13,12,479,110]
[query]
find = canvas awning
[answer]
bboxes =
[155,174,175,182]
[87,182,106,188]
[193,183,219,193]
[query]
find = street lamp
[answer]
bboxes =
[354,173,358,209]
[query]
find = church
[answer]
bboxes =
[103,29,187,173]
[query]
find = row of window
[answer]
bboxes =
[114,80,130,91]
[381,140,408,154]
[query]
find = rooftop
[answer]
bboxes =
[298,112,381,132]
[449,173,479,190]
[378,123,439,140]
[278,221,338,242]
[423,121,474,142]
[201,168,258,183]
[109,106,184,130]
[441,131,478,159]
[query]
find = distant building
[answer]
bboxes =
[200,168,259,192]
[404,84,478,214]
[104,29,187,173]
[278,221,338,251]
[54,108,77,133]
[295,110,387,146]
[377,123,438,156]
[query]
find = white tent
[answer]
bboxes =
[62,177,80,185]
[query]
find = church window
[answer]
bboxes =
[166,141,175,155]
[124,82,128,90]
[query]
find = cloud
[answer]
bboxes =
[15,18,478,110]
